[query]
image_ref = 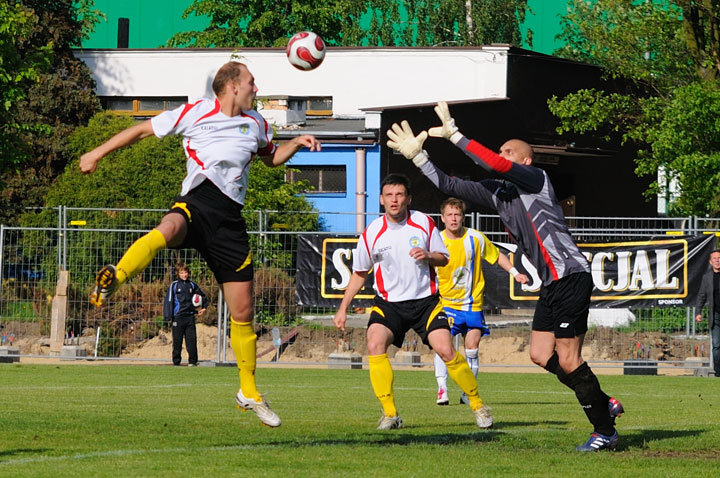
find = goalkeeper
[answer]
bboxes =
[386,102,623,452]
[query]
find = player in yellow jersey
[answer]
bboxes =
[434,198,528,405]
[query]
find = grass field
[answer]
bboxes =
[0,364,718,477]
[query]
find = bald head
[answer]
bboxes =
[499,139,533,165]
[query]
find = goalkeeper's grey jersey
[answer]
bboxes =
[419,136,590,287]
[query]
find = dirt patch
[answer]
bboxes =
[8,324,709,376]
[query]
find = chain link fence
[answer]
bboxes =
[0,208,716,374]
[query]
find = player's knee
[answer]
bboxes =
[529,348,549,367]
[367,340,388,355]
[434,345,454,362]
[229,304,252,323]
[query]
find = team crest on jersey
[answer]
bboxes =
[452,266,471,289]
[239,124,250,135]
[408,236,421,248]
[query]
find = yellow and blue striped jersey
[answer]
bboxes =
[437,228,499,312]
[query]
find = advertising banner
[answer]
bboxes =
[296,234,716,309]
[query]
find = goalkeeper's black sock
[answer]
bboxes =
[544,351,611,400]
[566,362,615,436]
[543,351,572,389]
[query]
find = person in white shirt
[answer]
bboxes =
[79,61,320,428]
[433,197,528,406]
[333,174,494,430]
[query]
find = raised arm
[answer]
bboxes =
[79,120,155,174]
[386,120,496,211]
[261,135,321,167]
[428,101,544,193]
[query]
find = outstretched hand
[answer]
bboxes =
[428,101,462,144]
[386,120,429,166]
[294,134,321,152]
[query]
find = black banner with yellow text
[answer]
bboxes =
[295,234,716,309]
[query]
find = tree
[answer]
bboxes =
[0,2,52,170]
[42,111,317,221]
[549,0,720,216]
[168,0,367,47]
[0,0,102,226]
[167,0,530,48]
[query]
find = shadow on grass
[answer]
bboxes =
[254,431,503,448]
[0,448,49,459]
[616,428,705,451]
[490,401,569,406]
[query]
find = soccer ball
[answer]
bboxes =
[286,31,326,71]
[192,294,202,308]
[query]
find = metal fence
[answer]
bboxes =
[0,207,716,374]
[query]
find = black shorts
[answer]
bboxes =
[367,295,450,349]
[167,179,252,284]
[532,272,592,338]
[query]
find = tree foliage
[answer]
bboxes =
[35,111,318,230]
[550,0,720,216]
[0,0,102,226]
[167,0,530,48]
[0,2,52,170]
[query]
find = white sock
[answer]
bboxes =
[434,353,448,390]
[465,348,479,378]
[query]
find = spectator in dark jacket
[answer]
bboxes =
[163,262,208,366]
[695,249,720,377]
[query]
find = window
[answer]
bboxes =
[101,97,188,116]
[258,96,333,117]
[288,166,346,193]
[306,97,332,116]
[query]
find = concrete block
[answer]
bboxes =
[60,345,87,360]
[395,351,422,367]
[623,360,657,375]
[0,346,20,363]
[694,366,713,377]
[328,352,363,369]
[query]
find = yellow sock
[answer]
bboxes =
[230,319,260,401]
[368,354,397,417]
[115,229,166,284]
[446,351,483,410]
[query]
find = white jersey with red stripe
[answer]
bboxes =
[353,210,449,302]
[151,98,276,205]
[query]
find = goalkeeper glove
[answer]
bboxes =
[386,120,430,167]
[428,101,463,144]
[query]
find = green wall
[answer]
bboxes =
[81,0,566,54]
[82,0,208,48]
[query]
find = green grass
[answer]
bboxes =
[0,365,718,476]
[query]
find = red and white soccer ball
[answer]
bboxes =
[192,294,202,308]
[286,31,326,71]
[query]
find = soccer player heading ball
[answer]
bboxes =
[80,61,321,428]
[386,102,624,451]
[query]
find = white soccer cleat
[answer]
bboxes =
[473,405,493,429]
[377,413,403,430]
[459,392,469,405]
[235,390,282,428]
[437,387,449,406]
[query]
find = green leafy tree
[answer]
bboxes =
[167,0,367,47]
[0,2,52,170]
[167,0,530,48]
[549,0,720,216]
[0,0,102,226]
